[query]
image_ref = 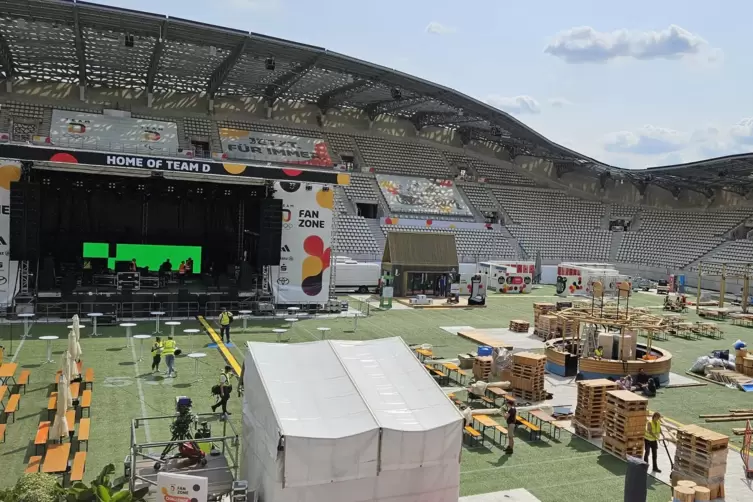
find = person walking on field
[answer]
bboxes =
[212,365,234,418]
[644,412,662,473]
[162,334,177,378]
[504,398,517,454]
[151,336,163,373]
[219,307,233,344]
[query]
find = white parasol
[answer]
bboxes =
[67,326,81,378]
[61,350,74,408]
[50,371,70,440]
[72,314,83,360]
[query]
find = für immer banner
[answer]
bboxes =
[270,182,334,304]
[219,128,333,167]
[0,159,21,308]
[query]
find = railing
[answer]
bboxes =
[48,137,196,158]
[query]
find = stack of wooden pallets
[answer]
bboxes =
[472,356,493,381]
[536,315,558,340]
[670,425,728,500]
[510,352,546,402]
[509,320,530,333]
[602,390,647,459]
[558,318,579,340]
[573,379,619,438]
[533,303,556,338]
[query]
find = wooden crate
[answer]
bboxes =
[509,319,530,333]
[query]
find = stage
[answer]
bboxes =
[395,297,487,309]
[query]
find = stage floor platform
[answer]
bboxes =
[134,453,235,501]
[456,327,546,351]
[395,297,486,309]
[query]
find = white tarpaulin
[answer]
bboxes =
[219,128,333,167]
[0,159,21,308]
[269,181,333,304]
[242,337,463,502]
[49,110,180,155]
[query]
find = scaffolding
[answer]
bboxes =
[695,261,752,314]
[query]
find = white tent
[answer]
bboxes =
[242,337,464,502]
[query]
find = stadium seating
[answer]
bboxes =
[377,175,472,217]
[334,215,381,257]
[457,182,498,211]
[686,239,753,275]
[355,135,450,178]
[342,174,379,203]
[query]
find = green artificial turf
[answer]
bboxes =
[1,286,751,502]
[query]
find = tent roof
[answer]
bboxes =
[382,232,458,268]
[246,337,462,438]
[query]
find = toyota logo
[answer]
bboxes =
[277,277,290,285]
[0,276,6,286]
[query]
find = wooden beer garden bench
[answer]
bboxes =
[527,409,565,440]
[0,385,7,406]
[80,390,92,417]
[69,451,87,485]
[0,423,5,443]
[4,393,20,423]
[35,421,51,454]
[516,416,542,441]
[16,370,30,394]
[26,456,42,473]
[463,425,483,446]
[77,418,90,451]
[47,392,57,421]
[83,368,94,390]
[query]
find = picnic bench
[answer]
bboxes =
[527,409,564,439]
[467,390,496,408]
[424,364,449,385]
[69,451,87,484]
[4,393,20,422]
[516,415,542,440]
[0,384,7,406]
[83,368,94,390]
[16,370,30,394]
[47,392,58,421]
[26,456,42,473]
[473,414,508,445]
[463,425,483,446]
[0,423,5,442]
[77,418,90,451]
[35,421,51,454]
[80,390,92,417]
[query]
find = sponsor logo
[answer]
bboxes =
[280,264,287,272]
[283,223,294,230]
[281,245,291,253]
[282,209,291,222]
[277,277,290,285]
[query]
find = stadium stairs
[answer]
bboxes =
[609,232,624,262]
[365,218,386,254]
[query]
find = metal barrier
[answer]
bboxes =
[79,302,120,317]
[159,301,201,319]
[34,302,82,322]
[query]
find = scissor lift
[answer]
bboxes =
[743,420,753,478]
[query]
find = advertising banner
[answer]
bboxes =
[219,128,333,167]
[0,159,20,307]
[156,472,208,502]
[376,174,471,216]
[50,110,180,155]
[0,144,349,185]
[270,182,334,304]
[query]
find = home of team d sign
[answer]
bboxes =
[298,209,325,228]
[106,155,212,172]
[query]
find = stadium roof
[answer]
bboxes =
[0,0,751,197]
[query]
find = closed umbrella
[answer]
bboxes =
[67,326,81,378]
[50,372,70,441]
[72,314,83,361]
[61,351,73,408]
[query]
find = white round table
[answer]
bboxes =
[133,334,152,361]
[285,318,298,328]
[287,306,300,317]
[87,313,103,337]
[317,327,331,340]
[150,311,166,334]
[67,324,87,330]
[272,328,288,343]
[18,313,35,339]
[165,321,181,337]
[119,322,137,347]
[187,352,207,381]
[239,310,252,330]
[39,335,59,363]
[184,328,200,351]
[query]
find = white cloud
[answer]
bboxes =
[604,125,687,155]
[730,118,753,145]
[486,95,541,115]
[425,22,456,35]
[544,25,720,64]
[548,97,572,108]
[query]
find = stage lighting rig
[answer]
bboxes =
[390,87,402,100]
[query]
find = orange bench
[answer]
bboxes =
[77,418,90,451]
[47,392,57,421]
[69,382,80,399]
[16,370,30,394]
[54,370,62,384]
[80,390,91,417]
[0,423,5,442]
[0,385,7,404]
[26,456,42,473]
[35,421,50,454]
[69,451,87,484]
[83,368,94,390]
[4,393,20,422]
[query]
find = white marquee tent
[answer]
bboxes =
[241,337,464,502]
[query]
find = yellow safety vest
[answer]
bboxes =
[220,372,231,386]
[162,339,176,356]
[151,342,162,357]
[594,348,603,358]
[644,420,661,441]
[220,312,232,326]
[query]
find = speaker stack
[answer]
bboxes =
[9,181,41,261]
[257,199,282,266]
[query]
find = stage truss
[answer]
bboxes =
[696,261,752,313]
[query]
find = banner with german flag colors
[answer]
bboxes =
[219,128,333,167]
[269,181,334,304]
[0,159,21,307]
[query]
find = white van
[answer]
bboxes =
[334,257,381,293]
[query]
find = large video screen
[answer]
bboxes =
[83,243,202,272]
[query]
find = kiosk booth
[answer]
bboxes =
[381,232,459,297]
[477,261,534,294]
[556,262,629,297]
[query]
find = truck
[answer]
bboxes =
[333,257,380,293]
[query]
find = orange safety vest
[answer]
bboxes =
[179,264,186,274]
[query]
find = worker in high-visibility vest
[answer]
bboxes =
[219,307,233,344]
[594,346,604,359]
[211,365,234,418]
[150,336,163,373]
[643,412,662,472]
[162,334,177,378]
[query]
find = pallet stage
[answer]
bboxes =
[395,297,486,309]
[456,327,546,351]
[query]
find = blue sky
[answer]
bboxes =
[96,0,752,169]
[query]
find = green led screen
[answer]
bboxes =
[83,243,202,272]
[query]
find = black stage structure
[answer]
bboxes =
[2,144,347,321]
